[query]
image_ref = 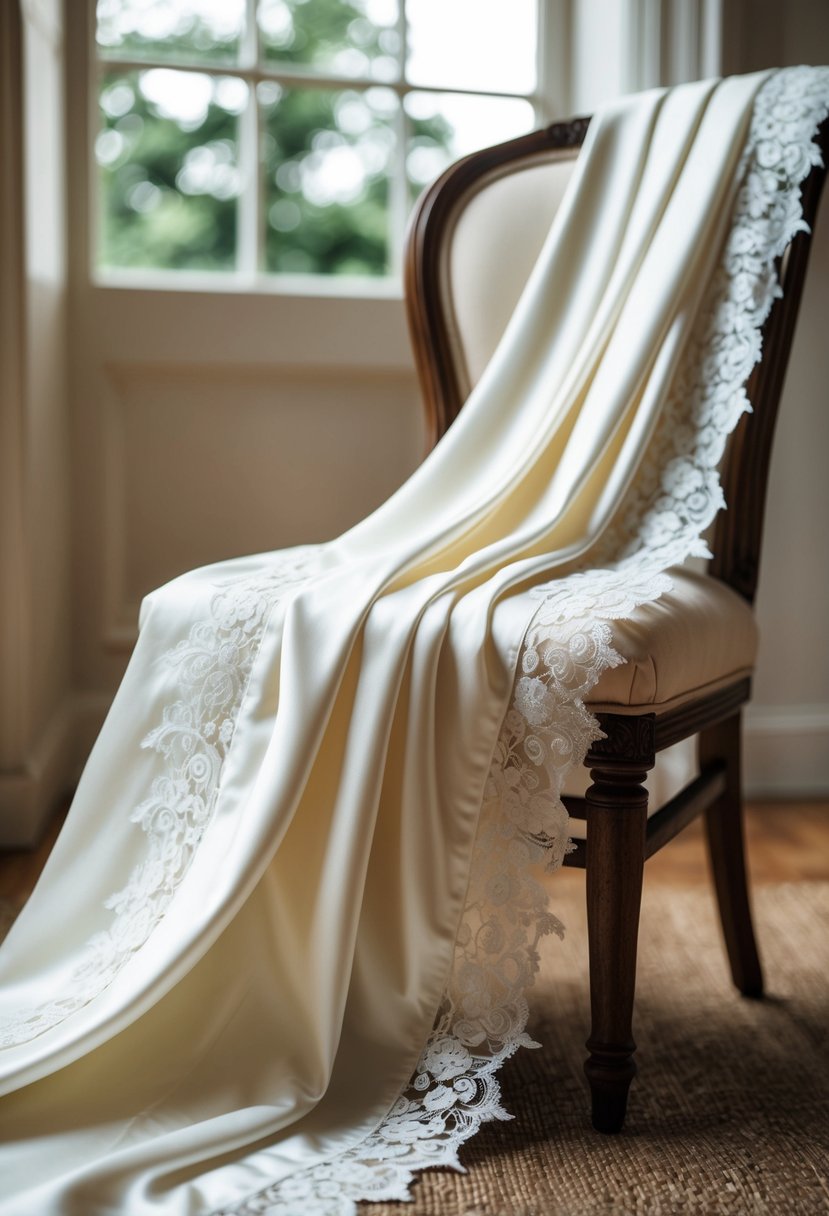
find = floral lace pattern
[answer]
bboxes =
[1,63,824,1215]
[0,550,322,1048]
[217,67,829,1215]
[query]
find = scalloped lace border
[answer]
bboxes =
[216,65,829,1216]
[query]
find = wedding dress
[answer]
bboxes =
[0,65,826,1216]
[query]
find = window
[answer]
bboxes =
[94,0,542,281]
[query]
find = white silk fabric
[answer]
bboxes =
[0,67,827,1216]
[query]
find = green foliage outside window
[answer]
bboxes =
[96,0,532,277]
[99,73,240,270]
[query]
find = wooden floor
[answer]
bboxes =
[542,801,828,919]
[644,799,829,886]
[1,800,827,916]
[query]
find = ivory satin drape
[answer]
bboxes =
[0,67,826,1216]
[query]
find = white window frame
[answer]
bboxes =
[85,0,571,296]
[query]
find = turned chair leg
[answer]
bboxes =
[699,712,763,998]
[583,755,649,1134]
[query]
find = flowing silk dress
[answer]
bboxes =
[0,65,826,1216]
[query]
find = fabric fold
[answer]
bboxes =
[0,65,826,1216]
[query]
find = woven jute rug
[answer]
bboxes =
[362,877,829,1216]
[1,884,826,1214]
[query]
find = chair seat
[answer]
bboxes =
[584,568,758,711]
[561,567,758,838]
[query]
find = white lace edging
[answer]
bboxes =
[2,63,824,1216]
[214,66,829,1216]
[0,551,322,1048]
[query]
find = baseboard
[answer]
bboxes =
[0,693,111,848]
[744,704,829,798]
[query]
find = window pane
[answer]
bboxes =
[405,92,535,195]
[262,84,396,276]
[96,0,247,64]
[406,0,537,93]
[97,70,244,270]
[258,0,400,82]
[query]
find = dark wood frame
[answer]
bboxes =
[404,113,829,1133]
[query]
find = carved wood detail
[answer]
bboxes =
[587,715,656,769]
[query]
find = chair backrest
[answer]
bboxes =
[405,114,828,605]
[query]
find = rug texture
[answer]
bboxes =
[360,877,829,1216]
[0,883,826,1214]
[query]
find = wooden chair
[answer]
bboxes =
[404,113,829,1134]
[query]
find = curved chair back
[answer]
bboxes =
[405,114,828,604]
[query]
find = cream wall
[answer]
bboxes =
[721,0,829,793]
[0,0,72,844]
[23,1,71,767]
[67,286,422,692]
[61,8,425,776]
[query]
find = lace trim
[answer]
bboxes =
[0,551,322,1048]
[215,66,829,1215]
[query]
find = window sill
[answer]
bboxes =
[92,266,406,301]
[82,272,415,372]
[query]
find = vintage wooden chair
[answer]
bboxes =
[404,113,829,1134]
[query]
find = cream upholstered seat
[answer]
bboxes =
[492,564,758,838]
[571,565,757,838]
[404,112,829,1136]
[586,567,757,711]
